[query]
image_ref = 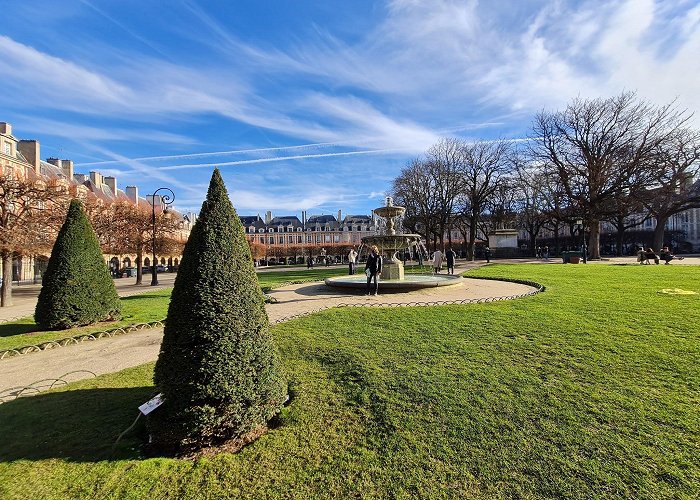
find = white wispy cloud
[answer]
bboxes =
[16,117,195,145]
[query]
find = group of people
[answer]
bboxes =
[637,246,684,265]
[428,248,457,275]
[346,245,462,296]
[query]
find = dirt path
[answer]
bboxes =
[0,277,536,400]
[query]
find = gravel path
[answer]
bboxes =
[0,277,536,400]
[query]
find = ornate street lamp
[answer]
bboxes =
[149,187,175,285]
[574,218,587,264]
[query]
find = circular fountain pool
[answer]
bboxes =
[325,273,462,291]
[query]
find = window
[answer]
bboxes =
[269,237,274,244]
[296,227,302,232]
[297,235,302,243]
[258,228,264,233]
[278,236,284,244]
[269,228,274,233]
[3,142,11,155]
[334,235,340,243]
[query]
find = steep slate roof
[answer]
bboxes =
[307,215,337,224]
[270,216,303,227]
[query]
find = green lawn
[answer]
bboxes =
[0,268,347,353]
[0,264,698,498]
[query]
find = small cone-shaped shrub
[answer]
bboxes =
[149,169,286,452]
[35,199,121,330]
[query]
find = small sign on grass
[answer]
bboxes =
[139,393,164,415]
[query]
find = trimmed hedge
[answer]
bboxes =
[34,199,121,330]
[149,169,286,452]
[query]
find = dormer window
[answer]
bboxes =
[258,228,264,233]
[269,228,274,233]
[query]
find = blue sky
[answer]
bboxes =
[2,0,699,216]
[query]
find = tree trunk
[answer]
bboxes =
[468,219,477,261]
[652,214,669,252]
[588,220,601,259]
[136,245,143,285]
[1,251,13,307]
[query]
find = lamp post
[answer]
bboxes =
[149,187,175,286]
[575,218,587,264]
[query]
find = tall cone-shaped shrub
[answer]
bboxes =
[35,199,121,330]
[149,169,286,452]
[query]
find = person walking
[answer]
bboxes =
[432,249,443,274]
[365,245,382,295]
[446,247,456,275]
[348,246,358,275]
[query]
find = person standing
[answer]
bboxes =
[348,246,358,275]
[484,246,491,263]
[432,249,443,274]
[365,245,382,295]
[446,247,456,275]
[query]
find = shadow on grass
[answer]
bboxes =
[0,322,39,338]
[0,386,153,462]
[120,294,168,302]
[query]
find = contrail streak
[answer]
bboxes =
[76,142,338,167]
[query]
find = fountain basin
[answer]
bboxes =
[325,274,462,291]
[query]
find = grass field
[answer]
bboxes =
[0,264,698,498]
[0,268,348,353]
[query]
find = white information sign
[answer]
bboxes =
[138,393,165,415]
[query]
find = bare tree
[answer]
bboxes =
[392,158,442,249]
[638,127,700,251]
[424,138,465,250]
[457,140,512,260]
[514,162,552,255]
[531,92,692,259]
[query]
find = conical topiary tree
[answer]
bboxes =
[35,199,121,330]
[149,169,286,452]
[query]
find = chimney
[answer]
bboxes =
[337,210,342,222]
[265,211,272,224]
[89,171,103,186]
[125,186,138,205]
[18,140,40,170]
[74,173,88,184]
[104,176,117,195]
[0,122,11,135]
[302,210,307,227]
[60,159,74,181]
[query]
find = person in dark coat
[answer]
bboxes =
[446,247,456,275]
[365,245,383,295]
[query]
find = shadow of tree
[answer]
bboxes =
[0,386,153,462]
[0,322,39,338]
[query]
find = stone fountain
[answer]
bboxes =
[325,197,461,291]
[360,197,421,280]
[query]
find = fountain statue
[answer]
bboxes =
[325,197,461,291]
